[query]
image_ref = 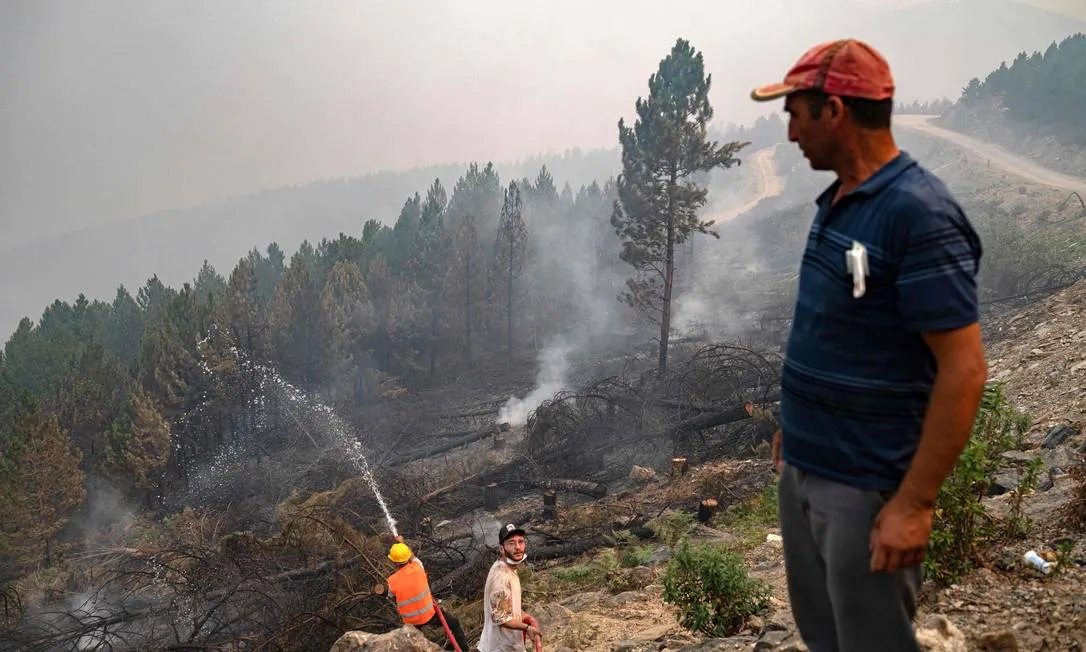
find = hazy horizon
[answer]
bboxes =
[3,0,1084,251]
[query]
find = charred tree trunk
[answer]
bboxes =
[507,236,515,363]
[659,167,677,375]
[464,253,473,368]
[387,426,496,466]
[521,477,607,499]
[663,392,780,440]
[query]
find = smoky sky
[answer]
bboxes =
[2,0,1083,249]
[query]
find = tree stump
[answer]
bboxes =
[697,498,718,524]
[670,457,688,479]
[484,483,500,510]
[542,490,557,521]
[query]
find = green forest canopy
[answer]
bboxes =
[960,32,1086,140]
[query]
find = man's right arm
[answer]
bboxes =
[488,585,535,635]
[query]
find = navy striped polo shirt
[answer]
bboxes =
[780,151,982,492]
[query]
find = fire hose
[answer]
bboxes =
[433,600,463,652]
[522,614,543,652]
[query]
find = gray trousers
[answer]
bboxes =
[778,463,923,652]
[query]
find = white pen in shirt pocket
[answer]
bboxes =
[845,240,869,299]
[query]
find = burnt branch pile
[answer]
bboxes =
[5,496,403,651]
[525,343,781,481]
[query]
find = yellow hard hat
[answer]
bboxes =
[388,542,412,564]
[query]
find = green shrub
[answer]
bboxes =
[619,543,654,568]
[661,539,771,637]
[717,483,779,548]
[647,509,697,548]
[545,549,636,594]
[926,382,1034,585]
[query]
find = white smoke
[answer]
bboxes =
[497,336,574,426]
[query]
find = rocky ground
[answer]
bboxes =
[986,278,1086,433]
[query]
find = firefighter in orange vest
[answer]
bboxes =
[384,537,469,651]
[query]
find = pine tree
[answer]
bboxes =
[410,179,448,377]
[611,38,747,374]
[446,213,484,368]
[117,388,172,507]
[320,261,375,401]
[494,182,528,362]
[194,260,227,308]
[266,243,330,389]
[0,387,85,582]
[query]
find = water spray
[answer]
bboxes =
[196,327,399,537]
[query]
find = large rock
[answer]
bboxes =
[676,636,759,650]
[330,626,442,652]
[530,602,574,632]
[976,629,1022,652]
[611,641,658,652]
[915,615,967,652]
[627,565,656,589]
[1042,423,1079,448]
[559,589,605,611]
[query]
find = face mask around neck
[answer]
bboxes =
[503,552,527,566]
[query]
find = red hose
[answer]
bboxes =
[433,601,462,652]
[521,614,543,652]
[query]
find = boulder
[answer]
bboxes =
[603,590,646,609]
[329,626,441,652]
[754,628,801,650]
[1042,423,1078,448]
[628,565,655,588]
[977,629,1022,652]
[611,641,658,652]
[676,636,759,650]
[915,615,967,652]
[530,602,573,632]
[647,545,672,566]
[559,589,605,611]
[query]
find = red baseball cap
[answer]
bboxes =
[751,39,894,102]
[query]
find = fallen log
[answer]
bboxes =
[441,407,503,419]
[651,398,718,413]
[431,554,490,595]
[203,555,363,601]
[418,469,493,505]
[662,392,780,440]
[388,427,495,466]
[530,539,597,561]
[521,477,607,499]
[415,452,563,505]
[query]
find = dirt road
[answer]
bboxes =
[707,145,783,224]
[895,114,1086,194]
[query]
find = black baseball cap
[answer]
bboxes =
[498,523,526,544]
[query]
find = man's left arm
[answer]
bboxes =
[870,324,987,572]
[897,324,988,511]
[870,199,987,573]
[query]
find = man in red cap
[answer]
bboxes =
[751,40,987,651]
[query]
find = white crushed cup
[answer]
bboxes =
[1023,549,1052,574]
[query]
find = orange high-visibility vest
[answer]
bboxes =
[387,561,436,625]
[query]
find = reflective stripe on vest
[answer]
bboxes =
[388,561,436,625]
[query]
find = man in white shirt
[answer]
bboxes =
[477,523,542,652]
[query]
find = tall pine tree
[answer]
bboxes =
[611,38,747,374]
[494,181,528,362]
